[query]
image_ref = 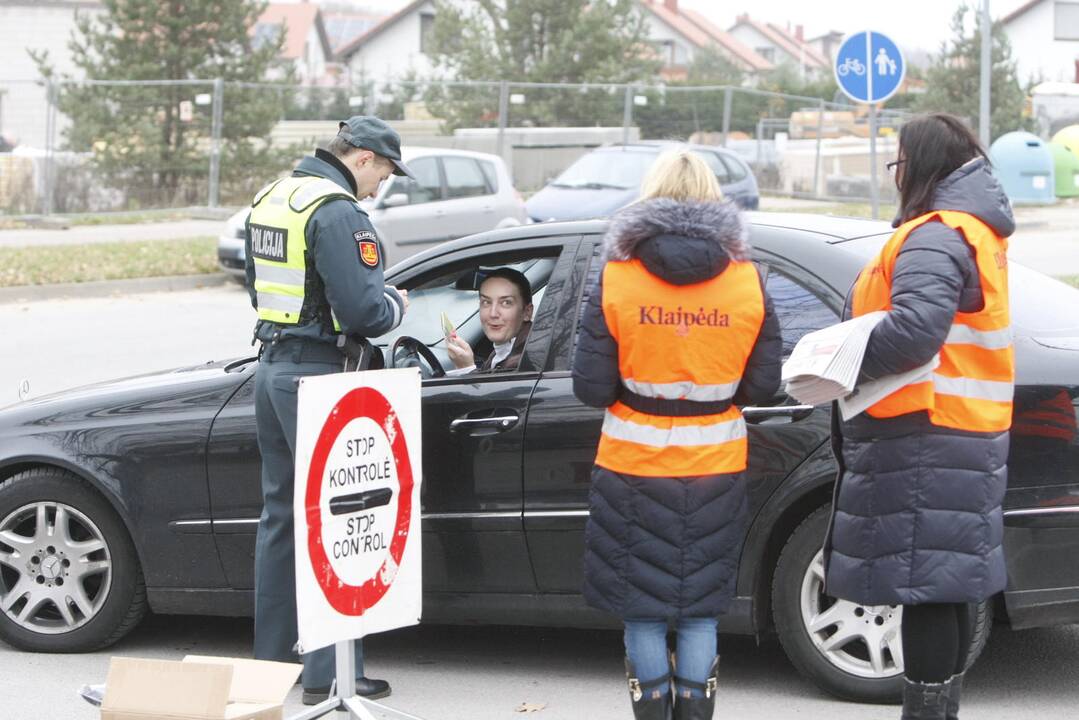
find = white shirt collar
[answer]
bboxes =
[491,337,515,367]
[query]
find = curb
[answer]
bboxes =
[0,273,235,304]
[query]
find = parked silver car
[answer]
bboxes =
[217,146,528,278]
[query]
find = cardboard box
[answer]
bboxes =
[100,655,302,720]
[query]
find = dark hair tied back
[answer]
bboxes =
[897,112,988,221]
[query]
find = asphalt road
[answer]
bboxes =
[0,614,1077,719]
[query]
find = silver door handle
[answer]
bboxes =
[742,405,815,421]
[449,415,519,432]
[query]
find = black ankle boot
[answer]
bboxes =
[901,678,948,720]
[673,656,719,720]
[625,658,672,720]
[945,673,964,720]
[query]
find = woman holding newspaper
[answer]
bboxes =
[572,150,781,720]
[822,113,1015,720]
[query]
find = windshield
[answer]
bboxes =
[836,233,1079,337]
[552,150,655,190]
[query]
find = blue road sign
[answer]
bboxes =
[834,31,906,104]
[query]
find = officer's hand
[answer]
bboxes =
[445,333,475,369]
[390,286,409,312]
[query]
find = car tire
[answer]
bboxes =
[771,505,992,703]
[0,467,146,652]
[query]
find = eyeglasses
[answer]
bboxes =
[886,159,907,175]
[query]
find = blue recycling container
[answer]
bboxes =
[988,131,1056,205]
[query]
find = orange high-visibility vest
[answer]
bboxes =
[851,210,1015,432]
[595,258,765,477]
[1013,390,1077,442]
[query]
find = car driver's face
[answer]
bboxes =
[479,277,532,345]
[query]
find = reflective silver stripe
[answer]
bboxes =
[602,412,746,448]
[932,373,1013,403]
[622,378,740,402]
[256,292,303,314]
[945,324,1013,350]
[384,290,402,330]
[254,265,306,286]
[290,178,352,212]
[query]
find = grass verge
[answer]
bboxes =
[0,237,219,287]
[1063,276,1079,288]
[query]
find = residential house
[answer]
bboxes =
[0,0,102,149]
[808,30,845,66]
[322,10,387,56]
[254,2,333,85]
[727,14,830,80]
[638,0,773,82]
[1001,0,1079,84]
[337,0,438,86]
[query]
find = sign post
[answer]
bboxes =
[291,368,424,720]
[834,31,906,220]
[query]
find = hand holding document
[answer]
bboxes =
[440,311,456,340]
[781,311,938,420]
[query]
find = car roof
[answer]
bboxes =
[386,212,892,277]
[402,146,505,163]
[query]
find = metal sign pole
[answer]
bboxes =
[866,34,879,220]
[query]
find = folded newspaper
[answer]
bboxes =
[781,311,938,420]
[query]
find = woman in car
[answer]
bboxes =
[572,150,781,720]
[824,113,1016,720]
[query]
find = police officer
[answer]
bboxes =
[244,116,411,705]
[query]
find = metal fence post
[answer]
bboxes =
[496,80,509,165]
[814,99,824,198]
[43,79,57,215]
[721,87,733,147]
[622,85,633,145]
[208,77,224,208]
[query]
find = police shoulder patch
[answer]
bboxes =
[355,230,379,267]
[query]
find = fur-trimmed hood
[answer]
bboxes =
[603,198,750,285]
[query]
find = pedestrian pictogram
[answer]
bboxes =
[293,368,423,654]
[834,31,906,105]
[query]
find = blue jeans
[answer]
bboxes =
[624,618,718,699]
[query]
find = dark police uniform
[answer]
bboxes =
[244,117,412,701]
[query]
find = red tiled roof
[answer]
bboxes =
[257,3,326,60]
[641,2,773,73]
[765,22,829,67]
[336,0,428,60]
[731,16,829,69]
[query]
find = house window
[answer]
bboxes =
[1055,1,1079,41]
[756,47,775,63]
[420,12,436,54]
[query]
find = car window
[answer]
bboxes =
[478,160,499,193]
[386,156,441,205]
[443,156,491,199]
[764,267,840,357]
[552,150,654,190]
[692,150,730,184]
[720,153,747,181]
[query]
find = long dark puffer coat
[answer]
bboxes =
[824,158,1015,606]
[573,198,781,620]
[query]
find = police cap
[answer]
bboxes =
[337,115,416,180]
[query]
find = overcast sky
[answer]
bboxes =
[364,0,1033,55]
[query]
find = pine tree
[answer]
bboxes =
[914,4,1030,142]
[32,0,294,207]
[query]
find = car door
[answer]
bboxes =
[372,155,448,266]
[521,235,836,602]
[440,155,500,238]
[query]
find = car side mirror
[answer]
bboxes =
[381,193,409,209]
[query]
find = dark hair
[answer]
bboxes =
[480,267,532,306]
[897,113,988,221]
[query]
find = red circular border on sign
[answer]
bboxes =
[305,386,413,616]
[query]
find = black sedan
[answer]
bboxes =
[1,214,1077,704]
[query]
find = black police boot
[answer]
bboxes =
[301,677,391,706]
[673,656,719,720]
[900,678,948,720]
[625,658,672,720]
[945,672,964,720]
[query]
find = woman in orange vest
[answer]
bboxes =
[823,113,1015,720]
[573,150,781,720]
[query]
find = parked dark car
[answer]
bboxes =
[525,142,760,222]
[1,215,1077,704]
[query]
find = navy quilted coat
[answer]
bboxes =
[824,158,1015,606]
[572,199,782,620]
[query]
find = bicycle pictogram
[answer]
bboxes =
[836,57,866,77]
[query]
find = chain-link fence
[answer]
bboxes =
[0,77,910,216]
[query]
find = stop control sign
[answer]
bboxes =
[293,368,422,654]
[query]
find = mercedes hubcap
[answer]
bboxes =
[800,550,904,678]
[0,502,112,634]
